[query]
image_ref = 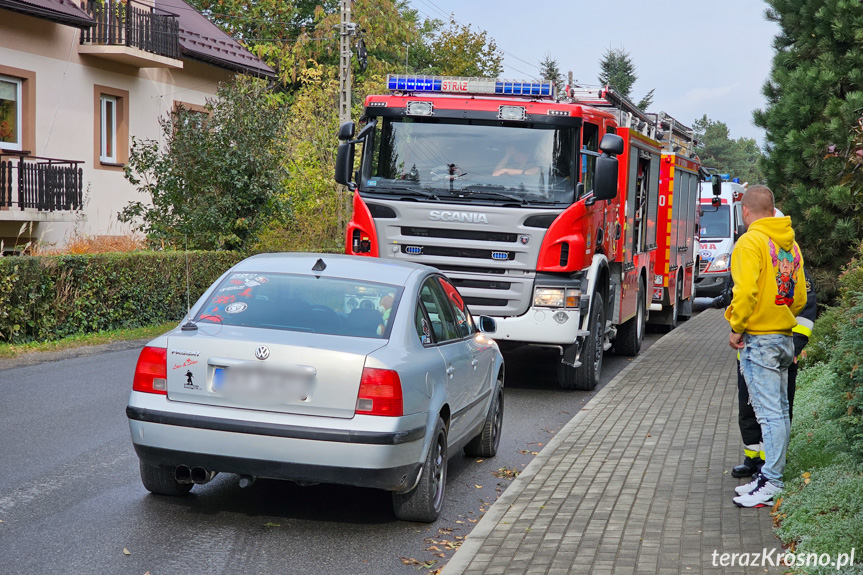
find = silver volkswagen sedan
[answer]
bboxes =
[127,253,504,522]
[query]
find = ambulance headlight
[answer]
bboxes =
[709,253,731,272]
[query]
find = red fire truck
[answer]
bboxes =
[648,113,701,330]
[335,75,699,390]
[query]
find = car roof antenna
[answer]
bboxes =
[181,233,198,331]
[312,258,327,278]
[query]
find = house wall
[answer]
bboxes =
[0,9,235,248]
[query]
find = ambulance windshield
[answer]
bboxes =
[700,206,731,239]
[364,117,577,205]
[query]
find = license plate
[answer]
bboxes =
[212,366,311,405]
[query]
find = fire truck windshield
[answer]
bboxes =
[363,117,577,205]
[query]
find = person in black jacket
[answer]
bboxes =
[713,267,816,477]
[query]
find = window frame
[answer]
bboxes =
[100,94,118,163]
[0,75,23,151]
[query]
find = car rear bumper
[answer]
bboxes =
[134,444,422,492]
[127,393,428,492]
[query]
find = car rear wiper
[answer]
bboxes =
[372,186,442,200]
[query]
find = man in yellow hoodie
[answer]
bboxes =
[725,186,806,508]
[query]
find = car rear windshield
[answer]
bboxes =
[196,272,403,338]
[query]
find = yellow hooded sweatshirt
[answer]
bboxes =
[724,215,807,335]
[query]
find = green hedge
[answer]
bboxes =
[0,251,243,343]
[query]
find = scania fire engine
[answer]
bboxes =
[335,75,701,390]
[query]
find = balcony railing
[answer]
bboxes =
[0,153,83,212]
[80,0,180,60]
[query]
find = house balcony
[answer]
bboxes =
[0,152,83,222]
[79,0,183,69]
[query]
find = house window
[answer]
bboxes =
[100,95,117,163]
[0,75,22,151]
[94,85,129,169]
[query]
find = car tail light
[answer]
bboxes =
[356,368,403,416]
[133,346,168,395]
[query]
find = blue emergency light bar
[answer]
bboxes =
[386,74,556,98]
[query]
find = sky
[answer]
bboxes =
[406,0,780,145]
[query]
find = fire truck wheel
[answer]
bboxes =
[661,278,682,333]
[615,285,644,356]
[558,292,605,391]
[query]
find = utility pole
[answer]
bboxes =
[339,0,356,127]
[338,0,356,232]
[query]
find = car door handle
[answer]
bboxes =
[446,365,455,378]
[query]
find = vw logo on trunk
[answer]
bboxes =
[255,345,270,360]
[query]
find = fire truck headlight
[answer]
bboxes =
[534,288,564,308]
[406,101,434,116]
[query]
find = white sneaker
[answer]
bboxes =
[735,473,762,496]
[733,476,781,508]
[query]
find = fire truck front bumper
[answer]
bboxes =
[479,307,589,347]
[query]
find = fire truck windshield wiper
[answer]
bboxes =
[454,186,528,204]
[372,185,443,200]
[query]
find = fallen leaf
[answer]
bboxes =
[264,522,281,527]
[475,459,483,463]
[427,546,441,552]
[123,548,131,556]
[455,520,464,524]
[801,472,811,479]
[468,519,477,523]
[475,484,482,488]
[436,553,446,558]
[439,528,453,533]
[804,477,811,485]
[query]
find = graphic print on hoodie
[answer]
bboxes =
[768,239,802,307]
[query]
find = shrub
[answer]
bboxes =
[0,251,242,343]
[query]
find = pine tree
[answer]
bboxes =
[597,46,654,110]
[754,0,863,301]
[540,53,564,95]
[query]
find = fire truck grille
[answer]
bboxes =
[429,264,503,275]
[402,227,517,243]
[463,296,509,308]
[450,278,511,291]
[401,245,514,261]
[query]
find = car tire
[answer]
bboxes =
[139,462,193,496]
[558,292,605,391]
[464,381,504,457]
[393,417,447,523]
[615,284,644,356]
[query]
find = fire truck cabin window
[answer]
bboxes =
[581,122,599,194]
[365,117,576,205]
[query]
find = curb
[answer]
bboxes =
[0,338,151,371]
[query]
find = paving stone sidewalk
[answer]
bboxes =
[443,308,785,575]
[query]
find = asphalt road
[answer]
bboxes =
[0,307,705,575]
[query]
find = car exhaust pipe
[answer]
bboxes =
[175,465,193,484]
[238,475,256,489]
[190,467,217,485]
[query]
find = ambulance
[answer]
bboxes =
[695,176,745,297]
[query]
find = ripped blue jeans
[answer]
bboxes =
[739,333,794,489]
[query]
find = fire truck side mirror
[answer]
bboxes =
[712,175,722,196]
[338,121,356,141]
[593,155,619,201]
[335,142,355,188]
[599,133,624,155]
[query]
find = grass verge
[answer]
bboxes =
[0,322,176,359]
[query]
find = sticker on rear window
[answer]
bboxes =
[225,302,248,314]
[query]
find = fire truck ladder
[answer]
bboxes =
[567,85,657,139]
[657,112,696,157]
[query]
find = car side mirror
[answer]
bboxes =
[478,316,497,334]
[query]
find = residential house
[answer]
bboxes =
[0,0,274,250]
